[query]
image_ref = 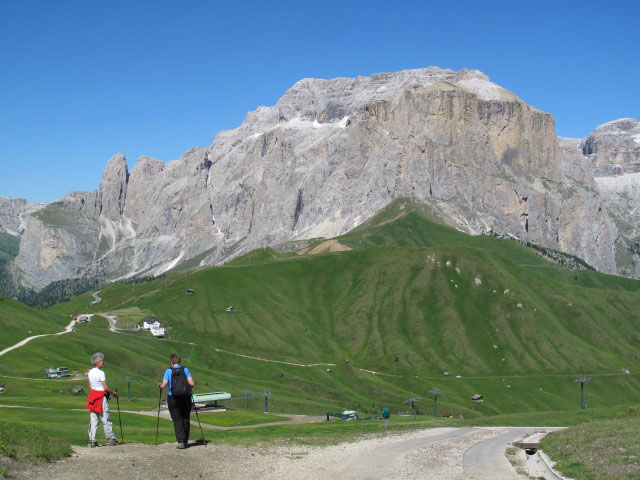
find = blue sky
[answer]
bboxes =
[1,0,638,203]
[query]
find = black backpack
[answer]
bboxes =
[170,367,189,396]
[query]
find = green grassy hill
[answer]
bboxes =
[0,296,69,350]
[1,198,639,421]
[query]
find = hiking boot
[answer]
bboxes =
[88,441,99,448]
[107,439,123,446]
[176,442,186,449]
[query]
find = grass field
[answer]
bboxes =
[1,314,637,417]
[196,409,288,427]
[0,419,73,460]
[0,403,631,448]
[542,405,640,480]
[0,296,69,351]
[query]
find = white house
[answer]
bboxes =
[150,325,165,338]
[143,319,161,330]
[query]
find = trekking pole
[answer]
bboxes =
[115,389,124,443]
[155,387,162,446]
[191,394,205,445]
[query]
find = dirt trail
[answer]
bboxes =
[125,409,325,431]
[13,427,563,480]
[212,347,335,367]
[0,319,78,358]
[98,313,119,332]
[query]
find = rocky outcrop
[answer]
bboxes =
[574,119,640,277]
[6,68,638,288]
[16,202,100,286]
[13,149,218,287]
[582,119,640,176]
[0,197,43,237]
[202,69,617,274]
[98,153,129,220]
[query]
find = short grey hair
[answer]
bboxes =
[91,352,104,365]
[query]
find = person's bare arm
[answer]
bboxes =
[101,380,118,397]
[187,376,196,387]
[158,379,168,389]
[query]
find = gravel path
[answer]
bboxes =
[91,292,102,304]
[13,427,560,480]
[125,409,327,430]
[463,427,538,479]
[98,313,119,332]
[334,427,474,479]
[0,319,78,358]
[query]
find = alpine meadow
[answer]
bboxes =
[2,199,638,416]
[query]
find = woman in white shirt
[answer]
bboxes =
[86,352,121,447]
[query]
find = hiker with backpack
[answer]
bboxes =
[86,352,122,447]
[158,353,196,449]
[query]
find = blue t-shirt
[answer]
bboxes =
[163,366,192,396]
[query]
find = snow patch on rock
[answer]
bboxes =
[280,116,349,131]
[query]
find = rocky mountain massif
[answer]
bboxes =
[584,119,640,278]
[1,67,639,289]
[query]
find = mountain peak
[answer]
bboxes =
[99,153,129,220]
[593,118,639,134]
[6,67,639,289]
[278,67,516,113]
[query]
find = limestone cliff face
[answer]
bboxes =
[16,205,99,286]
[0,197,43,237]
[582,119,640,176]
[202,69,617,274]
[98,153,129,220]
[574,119,640,278]
[7,67,637,288]
[13,149,218,287]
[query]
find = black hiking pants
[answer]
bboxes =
[167,394,191,444]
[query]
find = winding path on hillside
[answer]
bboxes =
[100,313,119,333]
[0,318,78,358]
[91,291,102,304]
[0,312,116,360]
[212,347,335,367]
